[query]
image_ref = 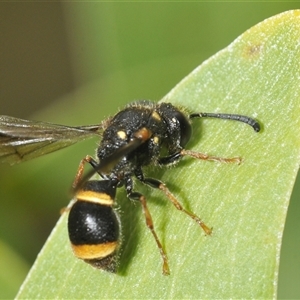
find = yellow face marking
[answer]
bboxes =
[71,242,118,260]
[117,130,127,140]
[153,136,159,144]
[76,190,113,206]
[152,111,161,121]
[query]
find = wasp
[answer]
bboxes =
[0,100,260,275]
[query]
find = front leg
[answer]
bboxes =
[158,150,241,166]
[158,152,182,165]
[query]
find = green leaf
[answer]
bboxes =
[16,10,300,299]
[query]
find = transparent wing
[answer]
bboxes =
[0,115,103,164]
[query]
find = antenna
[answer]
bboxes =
[189,112,260,132]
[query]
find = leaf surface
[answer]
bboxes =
[17,10,300,299]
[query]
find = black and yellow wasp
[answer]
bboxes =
[0,100,260,275]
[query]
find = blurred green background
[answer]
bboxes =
[0,2,299,298]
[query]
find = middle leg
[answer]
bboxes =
[137,174,212,235]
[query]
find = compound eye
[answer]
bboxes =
[173,110,192,147]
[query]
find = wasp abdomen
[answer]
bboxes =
[68,180,120,272]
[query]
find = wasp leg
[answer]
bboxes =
[180,149,241,164]
[158,150,241,165]
[72,155,98,189]
[139,175,212,236]
[125,178,170,275]
[158,152,182,165]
